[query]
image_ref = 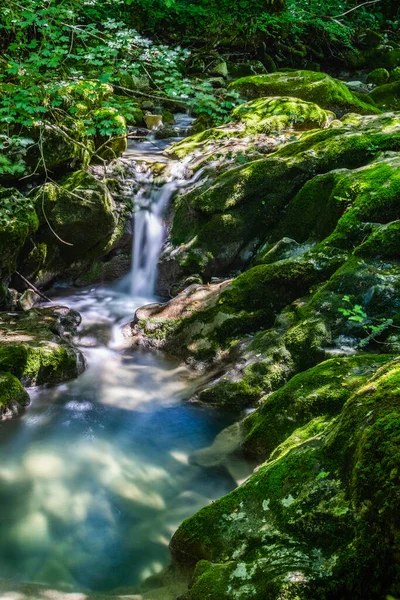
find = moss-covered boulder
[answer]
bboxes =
[28,170,118,278]
[367,68,390,86]
[171,97,334,161]
[0,116,92,185]
[166,113,400,279]
[227,60,268,79]
[242,354,392,459]
[0,188,39,279]
[130,253,338,366]
[0,306,84,387]
[0,188,39,308]
[0,372,30,419]
[231,96,334,133]
[369,80,400,110]
[229,70,381,116]
[268,154,400,249]
[390,66,400,82]
[169,356,400,600]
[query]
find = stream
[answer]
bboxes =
[0,118,248,594]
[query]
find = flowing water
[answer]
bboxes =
[128,117,206,298]
[0,119,248,595]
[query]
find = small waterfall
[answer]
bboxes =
[126,114,213,301]
[130,181,178,298]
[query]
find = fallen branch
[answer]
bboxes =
[14,272,53,303]
[332,0,381,19]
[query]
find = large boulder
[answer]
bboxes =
[229,70,381,116]
[367,67,390,86]
[0,306,84,387]
[369,80,400,110]
[25,170,119,281]
[169,356,400,599]
[230,96,335,133]
[165,113,400,280]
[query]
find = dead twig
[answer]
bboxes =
[14,271,53,303]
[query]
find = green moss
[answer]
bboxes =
[170,358,400,599]
[390,67,400,82]
[242,355,393,460]
[231,96,334,133]
[366,68,390,86]
[31,170,117,268]
[355,220,400,259]
[229,70,381,116]
[169,114,400,282]
[369,80,400,110]
[0,188,39,278]
[198,375,263,408]
[0,372,29,418]
[170,127,232,159]
[220,259,322,313]
[0,308,83,386]
[273,154,400,250]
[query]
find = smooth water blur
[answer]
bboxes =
[0,286,243,593]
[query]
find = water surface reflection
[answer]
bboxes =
[0,287,244,592]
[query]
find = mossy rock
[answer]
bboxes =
[169,114,400,277]
[170,126,234,158]
[366,68,390,86]
[390,66,400,82]
[0,372,30,419]
[22,120,92,176]
[0,306,84,387]
[0,188,39,281]
[227,60,267,79]
[355,220,400,259]
[229,70,381,116]
[231,96,334,133]
[271,154,400,249]
[369,80,400,110]
[31,170,117,268]
[170,357,400,599]
[343,46,400,71]
[242,354,393,460]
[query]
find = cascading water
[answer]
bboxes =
[129,120,209,300]
[130,180,177,298]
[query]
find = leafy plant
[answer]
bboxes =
[0,0,240,178]
[338,295,395,348]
